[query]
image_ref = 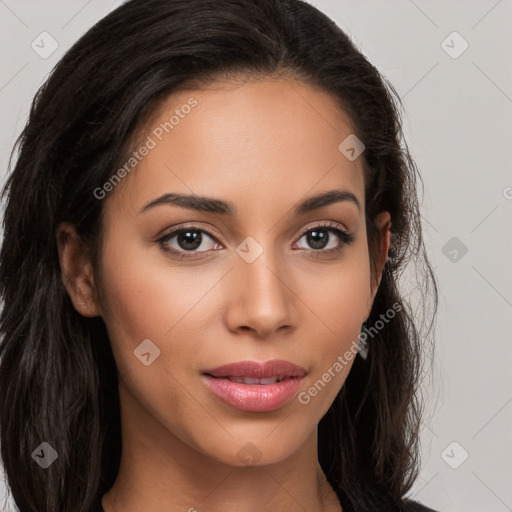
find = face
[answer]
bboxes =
[61,75,390,468]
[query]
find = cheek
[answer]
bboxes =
[306,247,372,337]
[97,234,227,377]
[320,270,369,328]
[296,248,371,405]
[96,239,212,433]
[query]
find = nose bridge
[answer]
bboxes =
[229,233,293,334]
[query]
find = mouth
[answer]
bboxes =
[206,375,292,384]
[201,359,306,412]
[202,358,307,380]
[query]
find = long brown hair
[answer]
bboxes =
[0,1,437,510]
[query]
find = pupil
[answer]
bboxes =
[308,230,327,250]
[178,231,201,250]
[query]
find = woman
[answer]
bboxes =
[0,0,438,510]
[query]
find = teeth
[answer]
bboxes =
[243,377,262,385]
[225,376,286,384]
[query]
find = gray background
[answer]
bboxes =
[1,1,511,511]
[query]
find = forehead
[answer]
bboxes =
[106,77,366,218]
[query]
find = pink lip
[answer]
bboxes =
[201,359,306,412]
[202,359,306,379]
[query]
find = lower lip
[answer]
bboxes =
[201,375,304,412]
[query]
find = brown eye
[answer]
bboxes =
[158,227,220,255]
[294,223,354,253]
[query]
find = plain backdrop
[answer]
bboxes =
[1,1,511,511]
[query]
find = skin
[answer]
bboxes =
[57,75,390,512]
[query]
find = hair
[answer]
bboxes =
[0,0,438,511]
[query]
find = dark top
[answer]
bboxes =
[90,494,439,511]
[405,500,440,512]
[405,500,439,512]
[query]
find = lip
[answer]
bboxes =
[201,359,306,412]
[202,359,307,379]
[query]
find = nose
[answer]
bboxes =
[224,242,295,339]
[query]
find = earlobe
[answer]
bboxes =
[56,222,102,318]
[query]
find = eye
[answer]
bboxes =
[157,226,221,256]
[156,221,354,259]
[293,222,354,254]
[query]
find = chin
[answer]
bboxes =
[196,432,306,468]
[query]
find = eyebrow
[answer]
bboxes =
[139,188,360,216]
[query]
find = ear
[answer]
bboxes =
[56,222,102,317]
[366,211,391,315]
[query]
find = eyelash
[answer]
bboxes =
[156,222,354,260]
